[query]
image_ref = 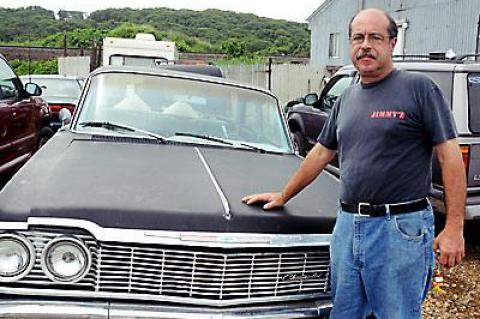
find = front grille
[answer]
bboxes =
[3,229,330,306]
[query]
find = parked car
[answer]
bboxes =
[286,57,480,221]
[0,65,340,318]
[0,54,51,180]
[20,74,84,131]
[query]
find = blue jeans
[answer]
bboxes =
[329,207,435,319]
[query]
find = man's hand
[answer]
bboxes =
[242,192,285,210]
[433,226,465,267]
[242,144,336,212]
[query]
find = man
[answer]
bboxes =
[242,8,465,319]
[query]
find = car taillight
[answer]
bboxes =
[460,145,470,175]
[48,104,76,115]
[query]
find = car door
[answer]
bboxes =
[0,99,13,173]
[305,73,356,143]
[0,58,37,172]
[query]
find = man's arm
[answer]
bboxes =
[432,139,466,267]
[242,143,336,210]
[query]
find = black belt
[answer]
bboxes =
[340,198,429,217]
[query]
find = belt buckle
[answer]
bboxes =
[358,202,371,217]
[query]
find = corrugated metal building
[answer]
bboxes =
[307,0,480,72]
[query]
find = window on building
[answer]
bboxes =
[328,33,340,58]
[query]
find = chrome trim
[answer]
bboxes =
[2,287,328,308]
[0,298,332,318]
[40,236,92,283]
[90,67,277,97]
[195,147,231,220]
[0,299,108,319]
[0,222,28,230]
[1,218,332,248]
[0,233,35,282]
[0,153,31,174]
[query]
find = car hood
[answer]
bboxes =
[0,131,340,234]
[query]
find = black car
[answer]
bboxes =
[0,65,339,318]
[286,68,357,157]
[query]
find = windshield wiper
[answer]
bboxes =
[174,132,277,154]
[79,121,166,142]
[174,132,233,146]
[238,143,267,153]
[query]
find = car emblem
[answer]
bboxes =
[282,272,327,282]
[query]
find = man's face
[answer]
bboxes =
[349,10,397,82]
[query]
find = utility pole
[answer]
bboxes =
[476,14,480,61]
[63,33,67,57]
[267,57,272,91]
[358,0,365,10]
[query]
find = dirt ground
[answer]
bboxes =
[423,223,480,319]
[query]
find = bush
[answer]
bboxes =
[9,59,58,75]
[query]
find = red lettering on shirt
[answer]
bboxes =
[370,110,406,119]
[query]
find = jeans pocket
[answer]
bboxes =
[393,213,426,241]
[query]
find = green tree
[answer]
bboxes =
[221,38,247,58]
[10,59,58,75]
[0,6,311,59]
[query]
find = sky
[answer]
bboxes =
[0,0,325,23]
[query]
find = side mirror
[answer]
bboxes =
[58,108,72,127]
[304,93,319,106]
[24,83,42,96]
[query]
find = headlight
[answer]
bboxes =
[41,237,91,283]
[0,234,35,282]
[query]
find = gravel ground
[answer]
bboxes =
[423,224,480,319]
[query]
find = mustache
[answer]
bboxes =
[356,50,377,60]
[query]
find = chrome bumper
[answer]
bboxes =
[0,298,332,318]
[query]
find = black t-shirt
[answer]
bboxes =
[317,69,457,204]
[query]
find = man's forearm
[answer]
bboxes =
[442,160,466,229]
[281,143,336,202]
[437,141,466,230]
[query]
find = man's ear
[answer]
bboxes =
[390,37,398,52]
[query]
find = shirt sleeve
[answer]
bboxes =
[421,85,457,145]
[317,97,341,150]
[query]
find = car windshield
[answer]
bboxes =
[24,77,82,98]
[75,72,292,153]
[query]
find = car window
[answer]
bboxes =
[110,55,168,67]
[321,75,353,110]
[76,73,291,152]
[0,59,19,100]
[467,73,480,133]
[415,71,453,107]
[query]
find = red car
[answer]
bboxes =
[0,54,51,182]
[20,74,83,131]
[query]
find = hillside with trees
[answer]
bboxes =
[0,6,310,57]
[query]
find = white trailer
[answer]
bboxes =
[102,33,178,67]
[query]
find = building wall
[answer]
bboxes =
[309,0,480,69]
[366,0,480,55]
[309,0,358,71]
[222,64,326,105]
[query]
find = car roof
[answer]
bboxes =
[90,65,275,97]
[156,64,224,78]
[338,60,480,73]
[20,74,83,80]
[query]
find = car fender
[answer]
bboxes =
[287,112,305,135]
